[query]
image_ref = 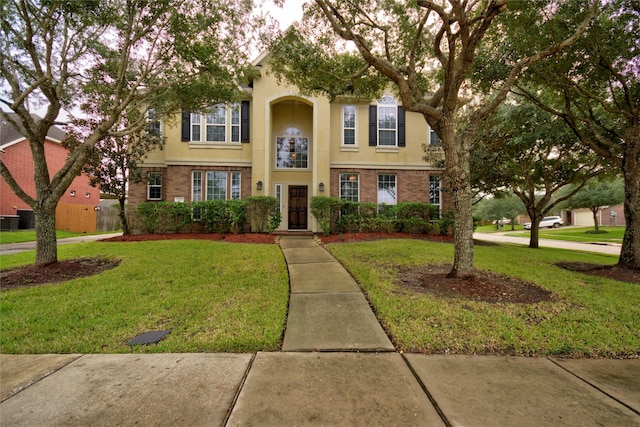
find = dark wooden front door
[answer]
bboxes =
[288,186,308,230]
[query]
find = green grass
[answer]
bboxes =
[325,239,639,358]
[475,224,525,233]
[504,226,625,244]
[0,240,289,354]
[0,230,116,245]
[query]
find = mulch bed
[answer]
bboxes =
[556,262,640,285]
[395,264,556,304]
[103,232,279,244]
[1,257,122,291]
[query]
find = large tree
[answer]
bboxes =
[485,0,639,269]
[0,0,267,265]
[270,0,596,277]
[470,100,612,247]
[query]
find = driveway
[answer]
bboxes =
[473,231,621,256]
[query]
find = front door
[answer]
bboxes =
[288,186,308,230]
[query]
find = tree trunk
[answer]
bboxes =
[619,122,639,269]
[119,197,130,235]
[528,209,541,249]
[440,118,474,278]
[591,208,600,232]
[34,202,58,266]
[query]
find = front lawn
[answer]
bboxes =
[325,239,639,357]
[504,226,625,244]
[0,240,289,353]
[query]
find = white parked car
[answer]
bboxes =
[524,216,564,230]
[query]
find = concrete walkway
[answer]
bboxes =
[1,235,639,426]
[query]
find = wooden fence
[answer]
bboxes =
[56,202,97,233]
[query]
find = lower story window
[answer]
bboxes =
[231,172,241,200]
[147,172,162,200]
[340,173,359,202]
[207,171,227,200]
[429,175,441,205]
[192,170,242,201]
[378,174,397,211]
[192,171,202,202]
[275,184,283,213]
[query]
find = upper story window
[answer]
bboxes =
[369,96,405,147]
[429,127,442,146]
[377,96,397,146]
[276,127,309,169]
[147,108,161,136]
[186,103,242,143]
[147,172,162,201]
[342,105,356,145]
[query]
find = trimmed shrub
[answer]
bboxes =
[247,196,281,233]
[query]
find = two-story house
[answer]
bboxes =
[129,53,450,232]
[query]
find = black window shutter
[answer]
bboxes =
[369,105,377,146]
[241,101,250,143]
[181,110,190,142]
[398,106,406,147]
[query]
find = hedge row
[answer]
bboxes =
[131,197,280,234]
[310,196,453,236]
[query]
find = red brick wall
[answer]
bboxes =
[329,168,452,212]
[129,165,253,207]
[0,139,99,216]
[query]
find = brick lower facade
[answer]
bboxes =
[129,165,252,206]
[330,168,451,211]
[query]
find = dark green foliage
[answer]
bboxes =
[246,196,281,233]
[312,197,444,235]
[136,202,193,233]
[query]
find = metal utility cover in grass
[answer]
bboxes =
[126,330,171,346]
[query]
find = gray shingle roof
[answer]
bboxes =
[0,113,67,147]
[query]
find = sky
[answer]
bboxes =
[262,0,306,29]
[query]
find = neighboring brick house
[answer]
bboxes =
[130,53,450,232]
[563,205,626,227]
[0,114,100,232]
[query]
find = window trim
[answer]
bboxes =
[192,170,202,202]
[339,173,359,202]
[275,184,283,214]
[189,104,241,144]
[429,126,442,146]
[342,105,357,146]
[192,170,242,201]
[377,96,397,147]
[147,172,162,201]
[275,132,310,169]
[377,173,397,210]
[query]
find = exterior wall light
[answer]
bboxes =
[319,182,325,192]
[257,180,263,191]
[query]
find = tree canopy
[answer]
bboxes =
[0,0,271,265]
[470,100,612,247]
[478,0,640,268]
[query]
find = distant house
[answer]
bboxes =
[129,53,451,232]
[0,114,100,232]
[563,205,626,227]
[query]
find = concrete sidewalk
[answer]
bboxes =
[1,235,639,426]
[0,232,123,255]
